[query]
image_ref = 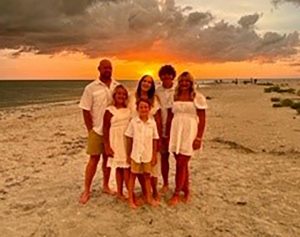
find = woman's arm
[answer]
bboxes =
[192,109,206,150]
[165,108,174,139]
[103,110,114,157]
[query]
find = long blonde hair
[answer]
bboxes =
[174,71,196,101]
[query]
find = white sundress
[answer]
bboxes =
[106,106,131,169]
[169,93,207,156]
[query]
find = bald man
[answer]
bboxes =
[79,59,119,204]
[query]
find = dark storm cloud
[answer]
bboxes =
[0,0,299,63]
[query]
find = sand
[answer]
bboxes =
[0,84,299,237]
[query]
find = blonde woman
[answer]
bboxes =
[167,72,207,205]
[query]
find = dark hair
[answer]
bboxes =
[136,75,156,102]
[136,97,152,109]
[158,65,176,78]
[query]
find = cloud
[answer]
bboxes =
[0,0,299,63]
[272,0,300,7]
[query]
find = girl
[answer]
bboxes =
[128,75,162,202]
[167,72,207,205]
[103,85,131,200]
[125,98,159,208]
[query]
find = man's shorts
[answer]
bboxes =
[131,160,152,174]
[86,130,104,156]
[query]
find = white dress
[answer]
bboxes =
[169,93,207,156]
[106,106,131,168]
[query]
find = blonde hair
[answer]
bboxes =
[112,84,129,106]
[174,71,196,100]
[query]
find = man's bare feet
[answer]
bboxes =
[102,187,116,195]
[168,194,180,206]
[79,191,90,204]
[159,185,169,194]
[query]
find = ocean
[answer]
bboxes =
[0,80,138,109]
[1,78,299,109]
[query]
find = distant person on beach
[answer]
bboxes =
[79,59,119,204]
[103,85,131,201]
[125,98,159,208]
[167,72,207,206]
[155,65,176,194]
[128,75,162,202]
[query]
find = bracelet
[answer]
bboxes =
[195,137,202,141]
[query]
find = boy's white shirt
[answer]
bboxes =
[155,84,175,137]
[125,116,159,163]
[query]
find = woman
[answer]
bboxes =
[128,75,162,202]
[167,71,207,205]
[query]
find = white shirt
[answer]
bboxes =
[155,85,175,137]
[125,116,159,163]
[79,79,119,135]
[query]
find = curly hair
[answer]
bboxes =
[158,65,176,78]
[174,71,196,101]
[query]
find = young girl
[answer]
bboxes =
[125,98,159,208]
[167,72,207,205]
[103,85,131,200]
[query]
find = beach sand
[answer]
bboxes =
[0,84,299,237]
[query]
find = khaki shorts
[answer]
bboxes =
[86,130,104,156]
[131,160,152,174]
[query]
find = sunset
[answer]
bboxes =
[0,0,300,79]
[1,1,300,237]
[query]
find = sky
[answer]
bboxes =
[0,0,300,80]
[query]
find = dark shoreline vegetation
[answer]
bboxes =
[264,84,300,115]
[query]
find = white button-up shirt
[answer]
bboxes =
[155,85,175,137]
[79,79,119,135]
[125,116,159,163]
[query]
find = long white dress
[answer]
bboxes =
[106,106,131,169]
[169,93,207,156]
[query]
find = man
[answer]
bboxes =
[79,59,119,204]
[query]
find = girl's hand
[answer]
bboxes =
[104,144,114,158]
[151,155,157,166]
[192,137,202,150]
[126,156,131,165]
